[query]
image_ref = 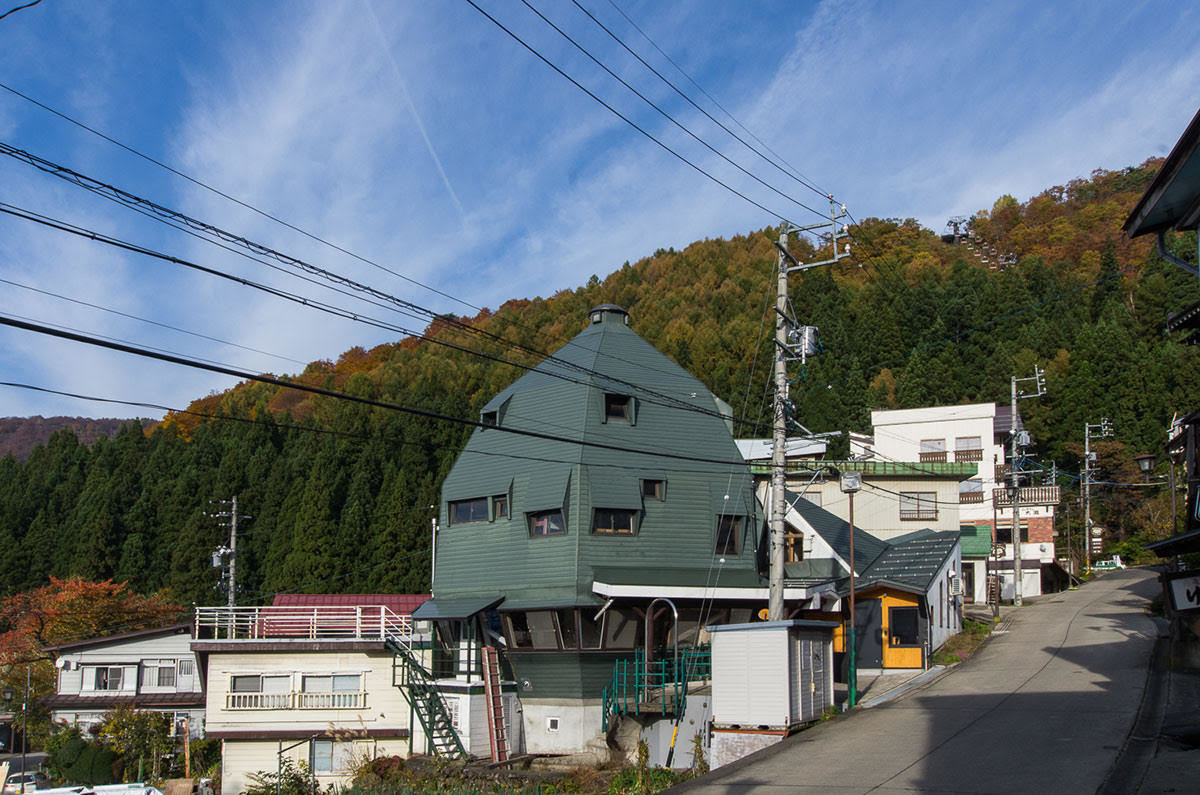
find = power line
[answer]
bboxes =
[521,0,828,221]
[0,276,307,367]
[461,0,802,226]
[601,0,829,198]
[0,80,481,316]
[0,313,760,469]
[578,0,833,203]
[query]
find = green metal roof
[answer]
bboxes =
[958,523,993,557]
[435,306,762,605]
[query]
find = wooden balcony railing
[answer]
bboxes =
[919,451,947,463]
[959,491,985,504]
[900,509,938,521]
[993,486,1061,507]
[953,448,983,462]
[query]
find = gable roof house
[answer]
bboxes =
[768,490,962,671]
[418,305,844,762]
[42,623,205,740]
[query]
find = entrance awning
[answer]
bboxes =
[411,595,503,621]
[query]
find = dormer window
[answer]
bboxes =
[604,393,634,423]
[481,410,498,427]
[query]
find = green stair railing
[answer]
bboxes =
[389,641,468,759]
[602,646,711,731]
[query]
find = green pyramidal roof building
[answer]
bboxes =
[435,304,761,610]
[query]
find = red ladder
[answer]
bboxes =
[483,646,508,763]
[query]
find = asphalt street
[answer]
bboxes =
[676,569,1160,794]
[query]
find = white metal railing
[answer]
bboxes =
[194,605,413,649]
[226,690,367,710]
[227,692,292,710]
[296,691,366,709]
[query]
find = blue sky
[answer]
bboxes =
[0,0,1196,419]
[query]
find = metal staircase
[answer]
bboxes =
[388,640,467,759]
[482,646,509,763]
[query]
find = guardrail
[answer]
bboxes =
[225,691,367,710]
[195,605,413,648]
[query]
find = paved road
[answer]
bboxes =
[678,569,1159,794]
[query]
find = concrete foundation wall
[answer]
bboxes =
[710,730,785,769]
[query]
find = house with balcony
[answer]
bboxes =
[42,623,205,739]
[861,403,1061,602]
[190,594,435,795]
[416,305,848,767]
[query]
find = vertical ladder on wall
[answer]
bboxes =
[482,646,508,764]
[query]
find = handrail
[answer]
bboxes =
[194,605,414,650]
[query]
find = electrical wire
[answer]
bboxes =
[577,0,833,203]
[461,0,802,226]
[0,312,762,469]
[521,0,828,221]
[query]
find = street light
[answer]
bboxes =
[1135,453,1156,482]
[840,470,862,708]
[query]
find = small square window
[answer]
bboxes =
[494,495,509,519]
[605,394,632,421]
[642,480,664,499]
[529,510,565,537]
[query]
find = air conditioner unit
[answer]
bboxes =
[949,577,964,597]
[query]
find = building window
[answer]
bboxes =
[481,410,498,426]
[995,521,1029,544]
[299,674,362,709]
[228,674,291,709]
[593,508,636,535]
[94,667,124,691]
[142,659,176,688]
[899,492,937,521]
[450,497,490,524]
[958,480,984,504]
[954,436,983,462]
[714,515,742,555]
[919,439,947,463]
[493,495,508,519]
[604,394,632,422]
[642,479,664,499]
[178,659,194,677]
[311,740,354,774]
[784,532,804,563]
[506,611,559,649]
[889,606,920,646]
[529,510,565,537]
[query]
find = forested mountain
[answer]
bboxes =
[0,159,1194,604]
[0,417,151,460]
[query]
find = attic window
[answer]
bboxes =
[604,394,634,423]
[642,479,664,499]
[481,410,498,427]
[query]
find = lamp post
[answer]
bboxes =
[840,470,862,708]
[1135,453,1156,483]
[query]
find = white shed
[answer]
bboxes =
[708,619,834,729]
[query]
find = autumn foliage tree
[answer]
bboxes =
[0,578,183,747]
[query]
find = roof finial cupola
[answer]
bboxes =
[588,304,629,327]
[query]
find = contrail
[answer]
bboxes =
[364,0,468,224]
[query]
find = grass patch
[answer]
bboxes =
[930,618,992,666]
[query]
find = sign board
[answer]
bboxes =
[1165,570,1200,614]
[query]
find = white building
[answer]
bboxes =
[43,623,205,739]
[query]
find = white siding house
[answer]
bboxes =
[43,624,205,739]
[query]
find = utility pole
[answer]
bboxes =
[209,496,250,608]
[769,198,850,620]
[1083,418,1113,572]
[1009,367,1045,607]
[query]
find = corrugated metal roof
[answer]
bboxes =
[1125,105,1200,237]
[271,593,430,615]
[856,531,959,593]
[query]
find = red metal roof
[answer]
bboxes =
[270,593,430,615]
